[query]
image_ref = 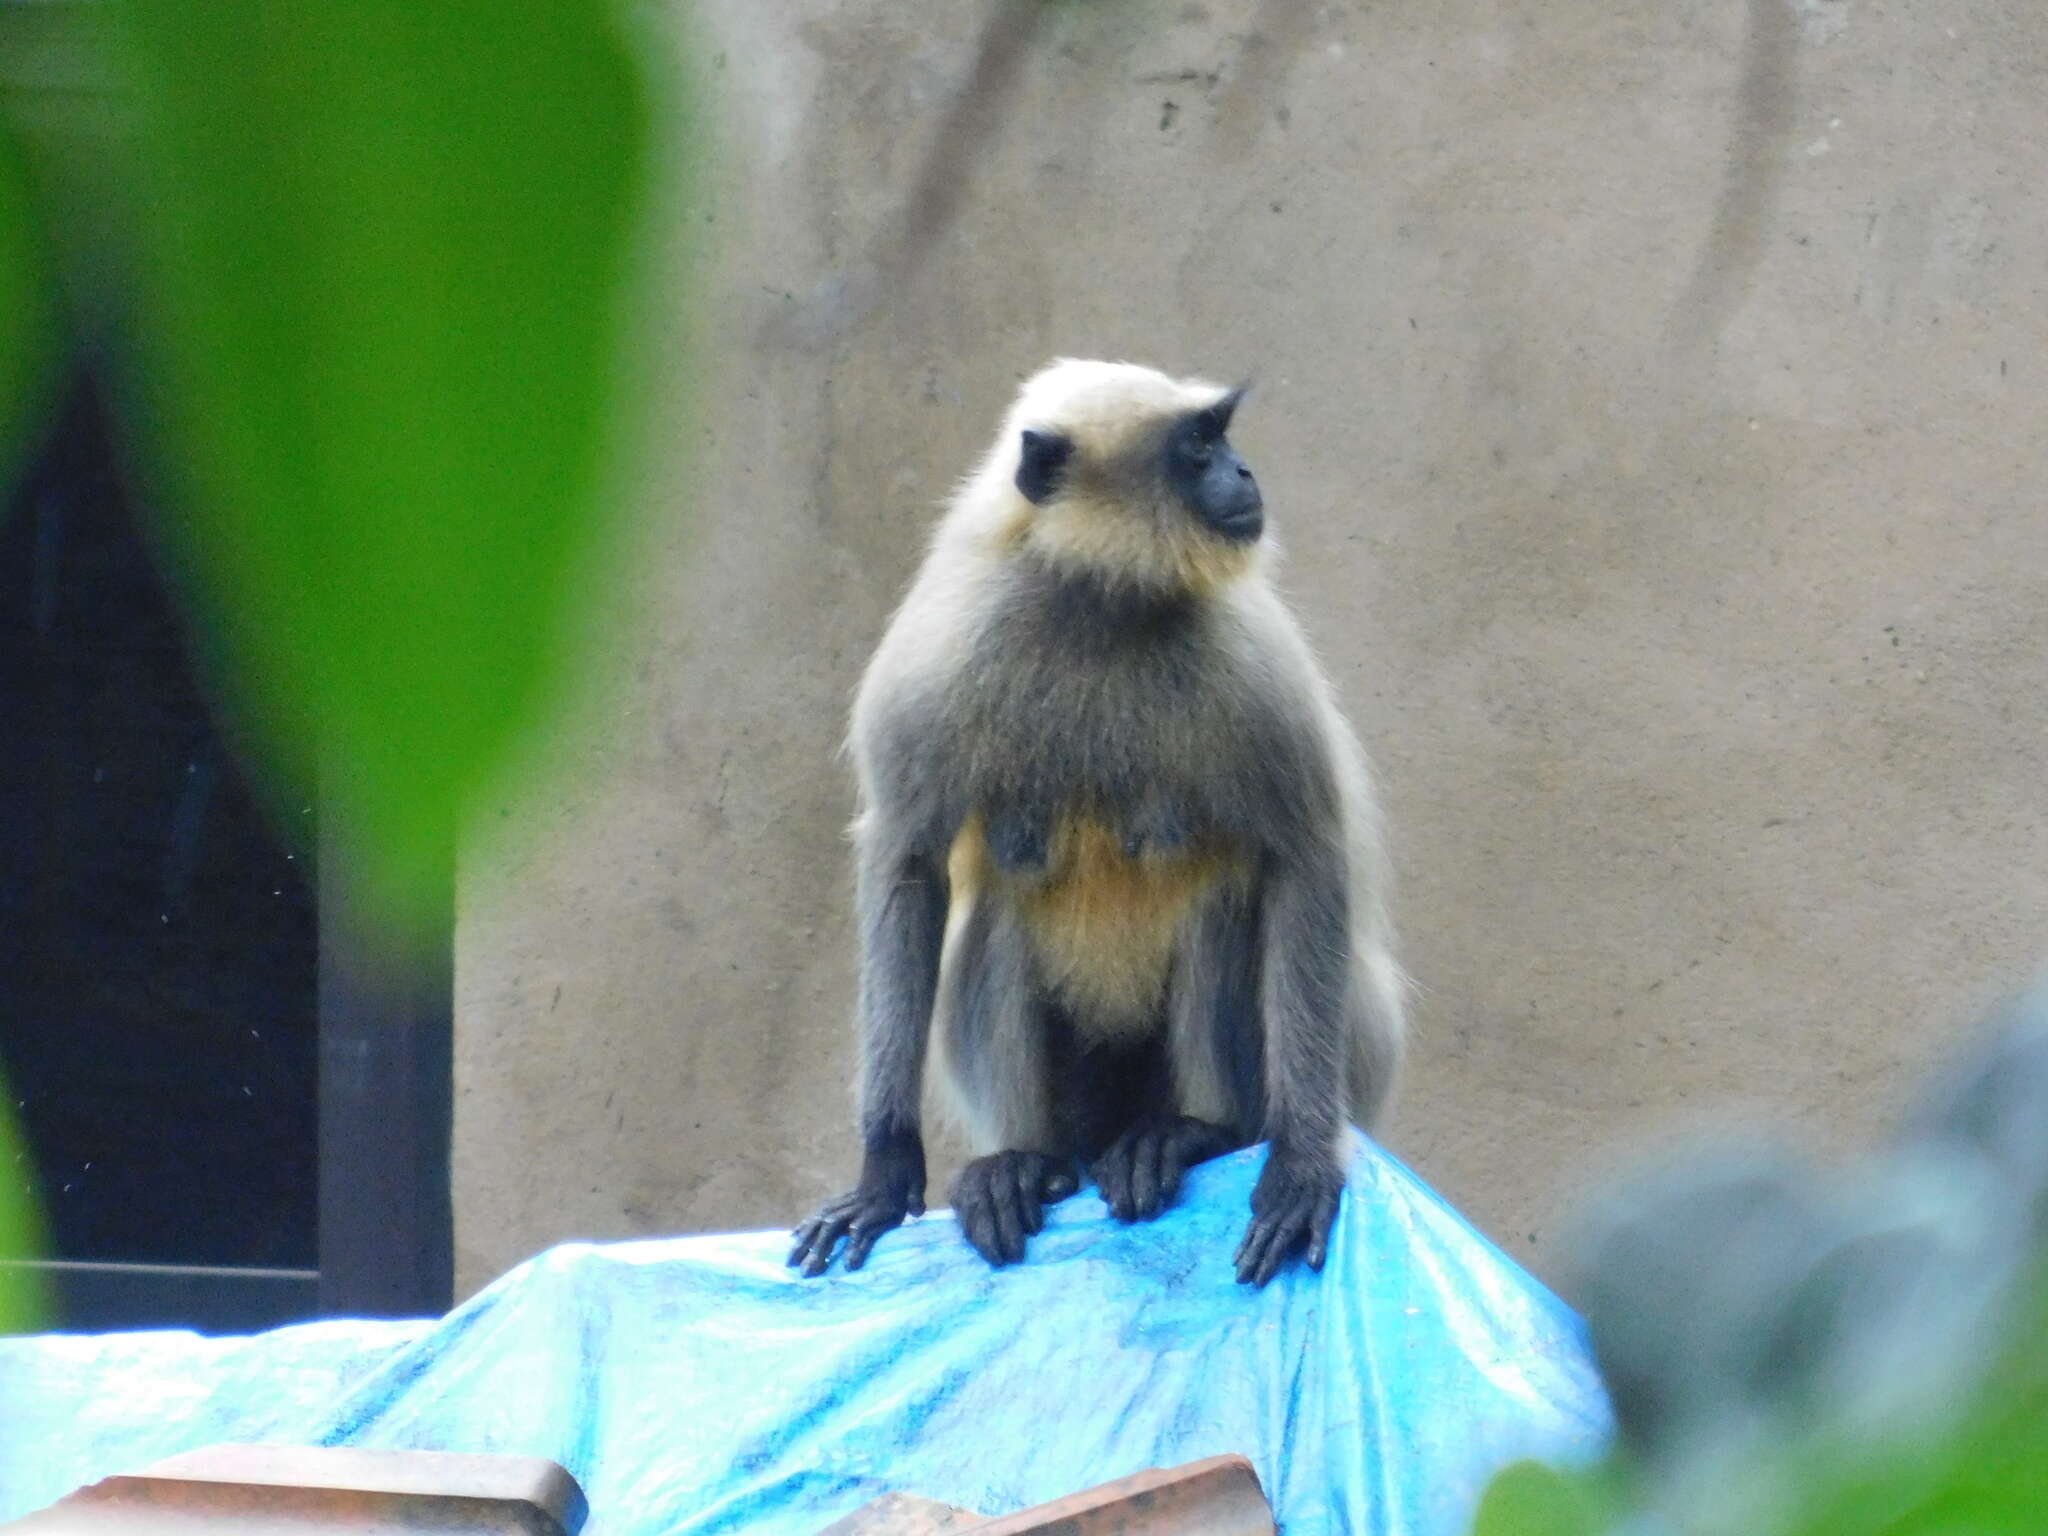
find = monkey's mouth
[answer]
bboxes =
[1205,503,1264,543]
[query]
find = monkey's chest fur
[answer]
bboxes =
[931,570,1288,1040]
[949,807,1246,1037]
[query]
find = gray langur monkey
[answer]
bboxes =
[788,358,1408,1287]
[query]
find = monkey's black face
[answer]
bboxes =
[1166,390,1262,542]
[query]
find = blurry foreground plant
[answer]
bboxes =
[0,92,60,1338]
[0,0,669,1325]
[0,1103,46,1335]
[1473,984,2048,1535]
[0,124,55,474]
[104,0,660,936]
[3,0,663,939]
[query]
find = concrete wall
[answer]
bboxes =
[453,0,2048,1298]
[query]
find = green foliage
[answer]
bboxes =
[0,1094,48,1336]
[0,0,664,1324]
[1469,1461,1613,1536]
[104,0,657,935]
[1475,1274,2048,1536]
[1792,1271,2048,1535]
[1472,994,2048,1536]
[0,89,59,1344]
[0,118,57,486]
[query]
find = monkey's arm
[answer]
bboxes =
[1235,834,1351,1286]
[788,824,949,1276]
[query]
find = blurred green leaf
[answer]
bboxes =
[1790,1270,2048,1535]
[1469,1460,1605,1536]
[0,116,59,486]
[0,1094,48,1336]
[0,87,59,1342]
[106,0,655,934]
[1468,1266,2048,1536]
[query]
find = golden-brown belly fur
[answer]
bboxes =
[947,807,1245,1040]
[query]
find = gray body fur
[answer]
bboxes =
[853,363,1405,1165]
[796,359,1407,1281]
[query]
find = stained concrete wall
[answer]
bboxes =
[453,0,2048,1297]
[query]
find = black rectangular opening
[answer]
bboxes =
[0,366,450,1334]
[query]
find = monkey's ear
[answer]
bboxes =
[1016,428,1073,504]
[1197,385,1249,440]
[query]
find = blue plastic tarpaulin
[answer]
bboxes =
[0,1139,1610,1536]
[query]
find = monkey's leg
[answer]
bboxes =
[1234,846,1351,1287]
[789,834,947,1277]
[941,903,1079,1267]
[1091,886,1261,1222]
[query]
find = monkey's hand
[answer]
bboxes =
[787,1134,926,1277]
[952,1150,1080,1267]
[1091,1116,1237,1222]
[1234,1148,1344,1287]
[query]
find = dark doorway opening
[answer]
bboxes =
[0,370,322,1332]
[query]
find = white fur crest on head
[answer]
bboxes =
[1006,359,1230,451]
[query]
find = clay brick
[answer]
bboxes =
[815,1456,1273,1536]
[1,1445,586,1536]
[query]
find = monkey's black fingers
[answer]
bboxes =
[1017,1156,1078,1238]
[801,1239,845,1279]
[1089,1141,1125,1220]
[787,1200,847,1268]
[791,1213,854,1277]
[790,1183,917,1276]
[1152,1122,1219,1212]
[1097,1118,1233,1223]
[1304,1188,1341,1272]
[953,1151,1071,1267]
[1092,1140,1135,1222]
[788,1225,818,1268]
[1232,1218,1272,1286]
[954,1167,1000,1267]
[1010,1152,1069,1249]
[1019,1164,1048,1237]
[952,1156,1011,1267]
[960,1203,1002,1267]
[965,1219,1000,1265]
[1235,1204,1306,1287]
[1238,1186,1342,1286]
[843,1216,892,1271]
[1232,1206,1285,1285]
[790,1197,851,1252]
[1096,1128,1166,1220]
[1238,1149,1344,1283]
[1131,1128,1167,1219]
[992,1165,1029,1261]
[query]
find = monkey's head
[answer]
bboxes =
[1000,359,1264,595]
